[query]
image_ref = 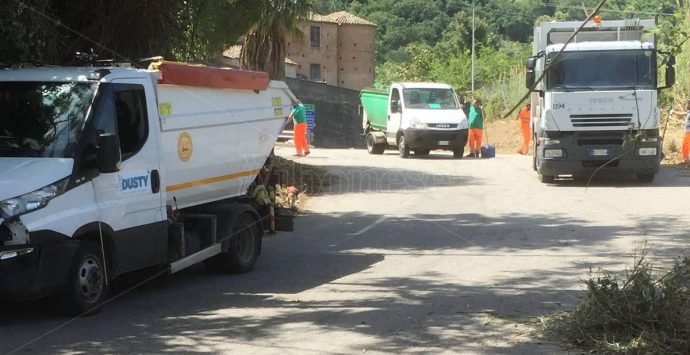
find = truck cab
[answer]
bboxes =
[526,19,675,182]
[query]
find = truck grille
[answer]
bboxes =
[570,114,632,127]
[428,123,458,129]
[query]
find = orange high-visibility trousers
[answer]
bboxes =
[518,122,531,154]
[682,132,690,162]
[294,122,309,155]
[468,128,483,153]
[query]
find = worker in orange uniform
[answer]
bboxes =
[670,99,690,164]
[286,100,310,157]
[466,99,484,158]
[516,103,531,154]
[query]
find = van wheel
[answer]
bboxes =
[453,147,464,159]
[205,214,260,274]
[398,135,410,158]
[62,241,109,316]
[366,133,385,155]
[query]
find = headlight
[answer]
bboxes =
[641,137,659,143]
[0,178,69,219]
[638,147,657,156]
[410,117,427,129]
[544,148,564,158]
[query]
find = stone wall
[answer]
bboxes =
[286,78,364,149]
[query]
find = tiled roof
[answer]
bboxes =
[222,44,297,65]
[222,45,242,59]
[312,11,376,26]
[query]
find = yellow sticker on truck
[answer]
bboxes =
[159,102,173,116]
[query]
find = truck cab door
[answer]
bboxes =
[90,79,166,275]
[387,87,403,146]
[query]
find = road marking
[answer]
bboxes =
[348,215,388,236]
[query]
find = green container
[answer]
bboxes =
[360,88,388,132]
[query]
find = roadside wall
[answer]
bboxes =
[286,78,364,148]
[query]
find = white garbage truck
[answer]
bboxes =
[0,61,293,314]
[525,18,675,183]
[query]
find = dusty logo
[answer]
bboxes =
[177,132,193,162]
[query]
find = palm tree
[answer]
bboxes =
[240,0,313,80]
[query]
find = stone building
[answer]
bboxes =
[286,11,376,91]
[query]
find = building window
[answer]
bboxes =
[310,64,321,80]
[310,26,320,48]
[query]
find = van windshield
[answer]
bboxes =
[403,88,459,109]
[0,82,97,158]
[546,49,655,91]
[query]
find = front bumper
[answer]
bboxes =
[403,128,468,150]
[537,131,661,177]
[0,231,78,300]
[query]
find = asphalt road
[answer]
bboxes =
[2,147,690,354]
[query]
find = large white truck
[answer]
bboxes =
[0,61,294,314]
[525,19,675,183]
[360,82,469,158]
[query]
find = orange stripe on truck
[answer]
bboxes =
[166,169,261,192]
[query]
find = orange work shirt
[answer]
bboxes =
[518,107,530,124]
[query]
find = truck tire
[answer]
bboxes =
[453,147,464,159]
[61,241,109,316]
[398,135,410,158]
[366,133,385,155]
[205,214,260,274]
[637,173,655,183]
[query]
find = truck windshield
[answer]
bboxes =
[546,49,654,91]
[403,88,459,109]
[0,82,97,158]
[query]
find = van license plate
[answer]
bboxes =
[438,141,450,146]
[589,148,610,156]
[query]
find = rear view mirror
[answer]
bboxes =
[97,133,121,173]
[659,52,676,89]
[526,57,537,70]
[526,71,536,90]
[391,100,400,113]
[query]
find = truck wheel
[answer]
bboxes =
[366,133,385,155]
[453,147,464,159]
[205,214,260,274]
[62,241,109,316]
[637,174,655,183]
[398,135,410,158]
[415,149,430,156]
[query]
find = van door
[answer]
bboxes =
[90,80,166,275]
[386,87,403,146]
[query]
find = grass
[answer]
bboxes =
[538,252,690,354]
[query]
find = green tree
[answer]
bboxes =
[240,0,313,80]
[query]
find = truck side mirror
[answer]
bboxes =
[526,70,536,90]
[97,133,121,173]
[658,53,676,89]
[526,57,537,70]
[391,100,400,113]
